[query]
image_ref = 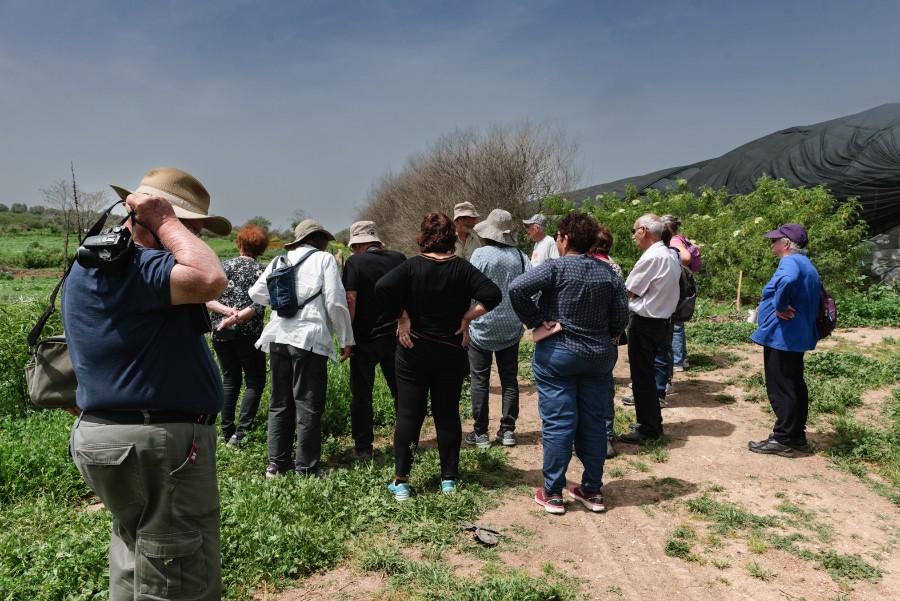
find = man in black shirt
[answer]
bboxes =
[342,221,406,460]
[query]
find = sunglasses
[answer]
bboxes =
[631,226,646,234]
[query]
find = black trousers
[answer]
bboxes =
[763,346,809,444]
[393,338,468,479]
[468,341,520,435]
[627,314,668,437]
[213,334,267,440]
[349,335,399,452]
[267,343,328,474]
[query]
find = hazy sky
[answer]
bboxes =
[2,0,899,233]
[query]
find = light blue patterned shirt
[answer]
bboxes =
[468,245,531,351]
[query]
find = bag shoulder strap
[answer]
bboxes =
[27,201,124,348]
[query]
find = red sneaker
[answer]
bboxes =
[534,488,565,514]
[568,486,605,512]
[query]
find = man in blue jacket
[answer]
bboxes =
[749,224,821,458]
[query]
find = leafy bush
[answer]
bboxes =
[833,285,900,327]
[550,176,870,303]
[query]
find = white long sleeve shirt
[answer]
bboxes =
[625,241,681,319]
[249,244,354,360]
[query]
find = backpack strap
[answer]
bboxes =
[292,249,323,311]
[27,200,124,348]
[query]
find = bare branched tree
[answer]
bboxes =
[359,121,580,254]
[41,165,111,259]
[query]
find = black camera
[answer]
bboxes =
[75,225,134,274]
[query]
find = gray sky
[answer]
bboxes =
[2,0,899,233]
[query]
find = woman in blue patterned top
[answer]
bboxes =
[509,211,629,515]
[206,224,269,447]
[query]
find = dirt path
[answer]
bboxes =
[284,328,900,600]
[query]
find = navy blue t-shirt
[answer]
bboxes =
[61,246,224,413]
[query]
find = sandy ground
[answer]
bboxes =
[279,327,900,601]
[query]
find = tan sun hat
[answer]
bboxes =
[284,219,335,249]
[453,201,480,220]
[347,220,381,245]
[473,209,516,246]
[110,167,232,236]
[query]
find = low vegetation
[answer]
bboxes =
[0,179,898,598]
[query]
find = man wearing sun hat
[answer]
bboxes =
[453,201,482,261]
[64,167,231,599]
[748,223,821,458]
[523,213,559,267]
[341,220,406,461]
[249,219,354,478]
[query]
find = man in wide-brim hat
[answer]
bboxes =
[249,218,355,478]
[65,167,230,599]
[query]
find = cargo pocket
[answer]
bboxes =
[72,443,145,512]
[137,530,206,596]
[170,427,220,519]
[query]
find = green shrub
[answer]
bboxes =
[833,285,900,327]
[551,175,869,303]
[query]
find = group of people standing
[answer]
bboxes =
[60,165,824,599]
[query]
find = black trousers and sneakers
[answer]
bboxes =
[393,339,468,483]
[349,335,399,459]
[748,347,810,458]
[620,314,667,444]
[466,342,520,447]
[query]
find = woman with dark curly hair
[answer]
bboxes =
[375,212,502,501]
[509,211,628,515]
[206,224,270,447]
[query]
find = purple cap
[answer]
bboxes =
[763,223,808,247]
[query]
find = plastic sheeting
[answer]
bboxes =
[572,104,900,234]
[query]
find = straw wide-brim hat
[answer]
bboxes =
[474,209,516,246]
[284,219,335,249]
[110,167,232,236]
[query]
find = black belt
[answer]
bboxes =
[630,313,669,322]
[81,410,216,426]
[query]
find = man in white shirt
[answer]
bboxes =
[619,214,680,444]
[523,213,559,267]
[249,220,354,477]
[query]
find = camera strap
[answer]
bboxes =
[27,200,126,348]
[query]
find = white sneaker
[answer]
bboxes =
[665,382,675,395]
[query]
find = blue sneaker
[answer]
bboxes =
[440,479,457,494]
[387,481,410,502]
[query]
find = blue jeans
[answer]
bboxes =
[672,322,686,367]
[653,318,674,398]
[532,340,614,496]
[603,346,618,439]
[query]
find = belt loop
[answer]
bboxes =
[141,410,151,425]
